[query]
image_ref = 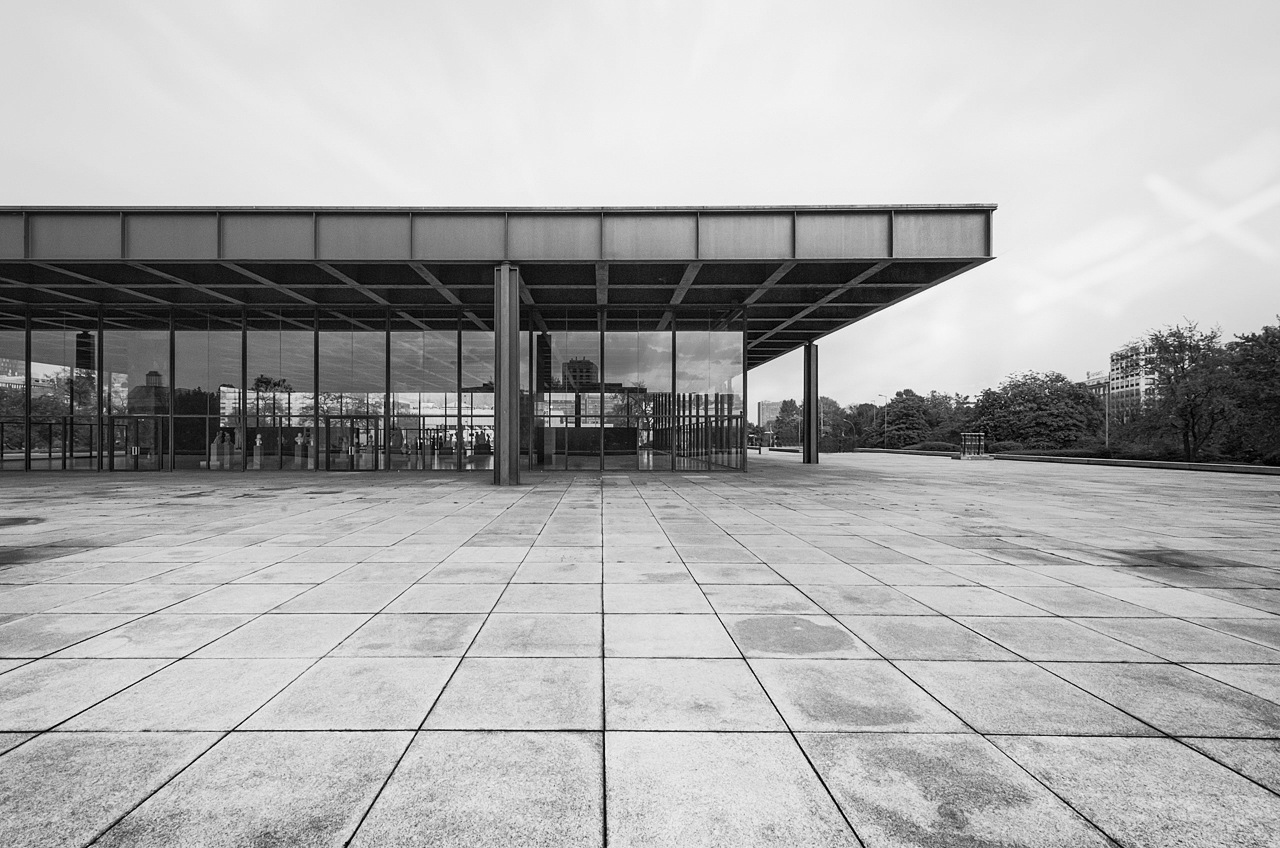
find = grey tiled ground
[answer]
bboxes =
[2,452,1279,847]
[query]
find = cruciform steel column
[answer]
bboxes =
[494,262,521,485]
[803,343,819,464]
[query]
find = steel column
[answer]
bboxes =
[494,262,521,485]
[240,308,248,472]
[23,310,31,472]
[312,308,320,472]
[802,342,819,464]
[168,309,175,471]
[384,309,392,472]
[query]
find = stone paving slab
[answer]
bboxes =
[1,452,1279,845]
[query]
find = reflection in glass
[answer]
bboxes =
[675,322,745,471]
[103,328,169,470]
[319,326,386,470]
[461,331,495,471]
[0,329,25,471]
[603,318,673,471]
[174,314,242,470]
[532,327,600,471]
[247,320,316,471]
[391,328,457,471]
[30,326,99,470]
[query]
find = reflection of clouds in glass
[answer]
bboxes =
[319,331,386,393]
[247,331,314,391]
[390,331,456,393]
[460,331,494,388]
[676,331,742,393]
[603,332,672,389]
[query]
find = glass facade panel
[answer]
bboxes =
[390,327,457,471]
[247,316,316,471]
[30,322,99,470]
[319,322,386,470]
[674,318,745,471]
[106,328,169,416]
[0,326,25,471]
[531,323,601,471]
[460,329,495,471]
[603,313,674,471]
[103,326,170,471]
[174,313,242,470]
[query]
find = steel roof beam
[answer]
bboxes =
[749,262,888,349]
[128,263,244,306]
[221,263,317,306]
[318,263,390,306]
[407,263,464,306]
[669,262,702,306]
[742,262,796,306]
[32,262,170,306]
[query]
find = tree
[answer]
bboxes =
[848,402,883,448]
[1141,323,1233,462]
[1225,319,1280,462]
[921,391,970,443]
[772,399,799,445]
[817,396,856,452]
[970,372,1102,448]
[884,390,930,448]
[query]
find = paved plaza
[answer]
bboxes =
[1,452,1278,847]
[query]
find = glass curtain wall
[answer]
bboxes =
[318,315,387,471]
[246,312,316,471]
[5,306,745,474]
[460,329,495,471]
[174,311,242,470]
[675,315,746,471]
[390,325,457,471]
[0,317,26,471]
[29,317,100,470]
[603,311,673,471]
[530,316,602,471]
[104,318,169,471]
[525,309,745,472]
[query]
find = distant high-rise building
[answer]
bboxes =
[1109,342,1156,422]
[757,400,782,426]
[562,358,599,391]
[536,333,554,390]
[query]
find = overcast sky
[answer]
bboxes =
[3,0,1277,414]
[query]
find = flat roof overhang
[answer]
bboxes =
[0,205,994,368]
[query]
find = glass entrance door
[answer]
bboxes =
[324,416,381,471]
[107,415,165,471]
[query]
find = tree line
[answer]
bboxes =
[755,317,1280,465]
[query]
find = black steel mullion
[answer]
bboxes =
[240,308,247,472]
[96,307,104,472]
[168,309,175,471]
[598,308,604,472]
[23,309,30,472]
[312,307,320,472]
[670,321,676,472]
[455,314,462,472]
[384,309,391,472]
[743,314,749,471]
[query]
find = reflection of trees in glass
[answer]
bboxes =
[249,374,299,424]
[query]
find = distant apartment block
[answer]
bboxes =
[1108,342,1156,422]
[757,400,782,426]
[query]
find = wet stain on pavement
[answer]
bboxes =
[731,615,855,656]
